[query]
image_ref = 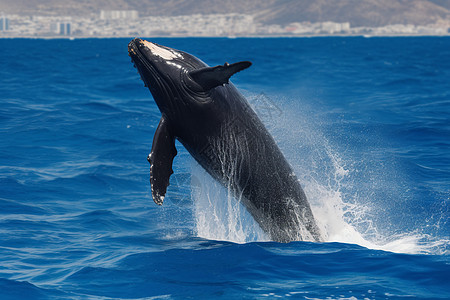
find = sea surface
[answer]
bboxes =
[0,37,449,299]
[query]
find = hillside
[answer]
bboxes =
[0,0,449,27]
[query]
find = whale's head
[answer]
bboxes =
[128,38,251,119]
[128,38,206,114]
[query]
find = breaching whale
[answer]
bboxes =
[128,38,322,242]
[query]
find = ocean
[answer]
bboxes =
[0,37,449,299]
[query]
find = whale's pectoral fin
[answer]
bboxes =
[189,61,252,91]
[148,115,177,205]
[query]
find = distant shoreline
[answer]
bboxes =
[1,33,450,39]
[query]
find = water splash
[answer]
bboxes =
[190,92,448,254]
[273,94,449,254]
[191,162,269,243]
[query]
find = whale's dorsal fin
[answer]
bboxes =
[148,115,177,205]
[189,61,252,91]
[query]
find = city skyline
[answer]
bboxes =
[0,10,448,38]
[0,0,449,38]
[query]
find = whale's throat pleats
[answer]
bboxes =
[148,115,177,205]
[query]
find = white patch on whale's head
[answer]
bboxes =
[141,40,182,61]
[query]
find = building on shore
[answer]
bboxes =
[0,15,9,31]
[50,22,71,35]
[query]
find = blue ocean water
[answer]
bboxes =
[0,37,449,299]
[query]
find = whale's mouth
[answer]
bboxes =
[128,38,152,67]
[128,38,176,111]
[128,38,171,88]
[129,39,155,86]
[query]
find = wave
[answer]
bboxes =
[61,240,450,299]
[0,278,62,300]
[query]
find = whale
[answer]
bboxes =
[128,38,322,242]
